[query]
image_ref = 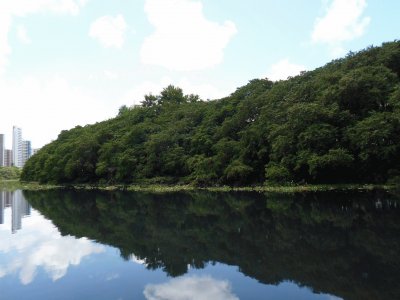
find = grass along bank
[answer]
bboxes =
[1,180,395,193]
[11,182,398,193]
[0,180,60,191]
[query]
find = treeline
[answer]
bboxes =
[22,41,400,185]
[0,167,21,180]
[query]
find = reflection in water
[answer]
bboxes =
[0,191,104,285]
[143,276,239,300]
[23,189,400,300]
[0,190,31,233]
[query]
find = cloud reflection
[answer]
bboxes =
[130,254,147,266]
[0,209,104,285]
[143,276,239,300]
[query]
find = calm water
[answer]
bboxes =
[0,189,399,300]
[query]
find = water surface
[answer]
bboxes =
[0,189,399,299]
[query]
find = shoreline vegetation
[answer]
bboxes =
[0,180,396,193]
[0,167,21,181]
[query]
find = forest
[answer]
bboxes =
[21,41,400,185]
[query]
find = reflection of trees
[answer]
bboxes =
[24,190,400,300]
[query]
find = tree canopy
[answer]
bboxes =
[21,41,400,185]
[0,167,21,180]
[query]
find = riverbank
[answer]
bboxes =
[0,180,60,191]
[118,183,395,193]
[0,180,396,193]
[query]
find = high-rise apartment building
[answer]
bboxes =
[21,140,32,166]
[0,134,4,167]
[4,150,12,167]
[3,127,33,168]
[12,126,23,168]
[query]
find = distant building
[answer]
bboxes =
[4,150,12,167]
[21,140,32,166]
[32,148,41,155]
[0,134,4,167]
[11,127,33,168]
[12,126,23,168]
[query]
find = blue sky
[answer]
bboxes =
[0,0,399,148]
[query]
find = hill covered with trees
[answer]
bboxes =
[21,41,400,185]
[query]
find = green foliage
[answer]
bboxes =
[265,162,292,183]
[21,41,400,185]
[118,105,130,115]
[0,167,21,180]
[308,148,354,181]
[224,159,253,184]
[187,155,219,185]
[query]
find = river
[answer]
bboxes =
[0,189,399,299]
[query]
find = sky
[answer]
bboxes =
[0,0,399,149]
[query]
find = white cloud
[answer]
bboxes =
[18,236,104,284]
[1,0,87,17]
[176,78,228,100]
[89,14,128,49]
[143,276,239,300]
[130,254,147,265]
[141,0,237,71]
[17,25,31,44]
[122,77,229,106]
[0,13,12,76]
[103,70,119,80]
[0,194,104,285]
[266,59,306,81]
[0,0,88,75]
[312,0,370,54]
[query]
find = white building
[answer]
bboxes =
[12,126,23,168]
[11,127,33,168]
[0,134,4,167]
[4,150,12,167]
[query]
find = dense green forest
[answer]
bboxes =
[21,41,400,185]
[25,190,400,300]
